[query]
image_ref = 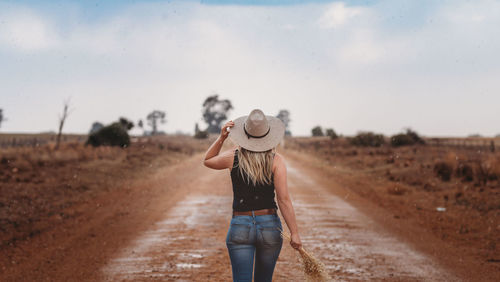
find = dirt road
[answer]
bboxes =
[100,153,460,281]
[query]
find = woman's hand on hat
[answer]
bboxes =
[220,120,235,140]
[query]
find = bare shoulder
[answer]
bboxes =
[273,153,286,171]
[274,152,284,162]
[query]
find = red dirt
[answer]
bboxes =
[285,150,499,281]
[0,136,498,281]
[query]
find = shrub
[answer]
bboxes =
[349,132,385,147]
[434,161,453,181]
[311,126,324,137]
[492,157,500,179]
[390,129,425,147]
[456,163,474,182]
[390,134,414,147]
[473,157,497,186]
[86,123,130,147]
[325,128,338,139]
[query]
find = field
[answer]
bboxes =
[285,137,500,265]
[0,134,499,281]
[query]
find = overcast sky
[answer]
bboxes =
[1,0,499,137]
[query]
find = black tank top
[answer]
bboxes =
[230,149,278,212]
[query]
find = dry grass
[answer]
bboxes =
[279,229,332,282]
[0,135,213,247]
[284,137,500,265]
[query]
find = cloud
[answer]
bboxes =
[440,0,500,24]
[0,3,264,72]
[0,8,60,51]
[336,30,382,64]
[317,2,364,29]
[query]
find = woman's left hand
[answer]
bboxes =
[290,233,302,250]
[220,120,235,139]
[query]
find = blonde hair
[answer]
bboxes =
[237,147,275,186]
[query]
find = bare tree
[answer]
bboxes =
[137,119,144,136]
[147,110,166,135]
[0,109,4,129]
[55,99,72,149]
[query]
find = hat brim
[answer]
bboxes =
[228,115,285,152]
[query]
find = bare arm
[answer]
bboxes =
[203,120,235,170]
[274,154,302,249]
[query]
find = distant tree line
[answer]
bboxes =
[348,129,425,147]
[311,126,338,139]
[311,125,425,148]
[348,132,385,147]
[8,94,497,150]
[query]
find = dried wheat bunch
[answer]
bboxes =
[279,229,332,282]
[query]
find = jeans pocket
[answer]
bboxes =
[229,224,251,244]
[261,227,283,246]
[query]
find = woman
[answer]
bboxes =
[203,109,302,282]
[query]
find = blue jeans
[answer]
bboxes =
[226,213,283,282]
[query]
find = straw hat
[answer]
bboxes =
[228,109,285,152]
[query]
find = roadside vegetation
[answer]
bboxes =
[285,136,500,264]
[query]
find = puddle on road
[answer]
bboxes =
[286,163,457,281]
[101,195,232,281]
[175,263,203,269]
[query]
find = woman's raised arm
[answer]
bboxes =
[203,120,235,170]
